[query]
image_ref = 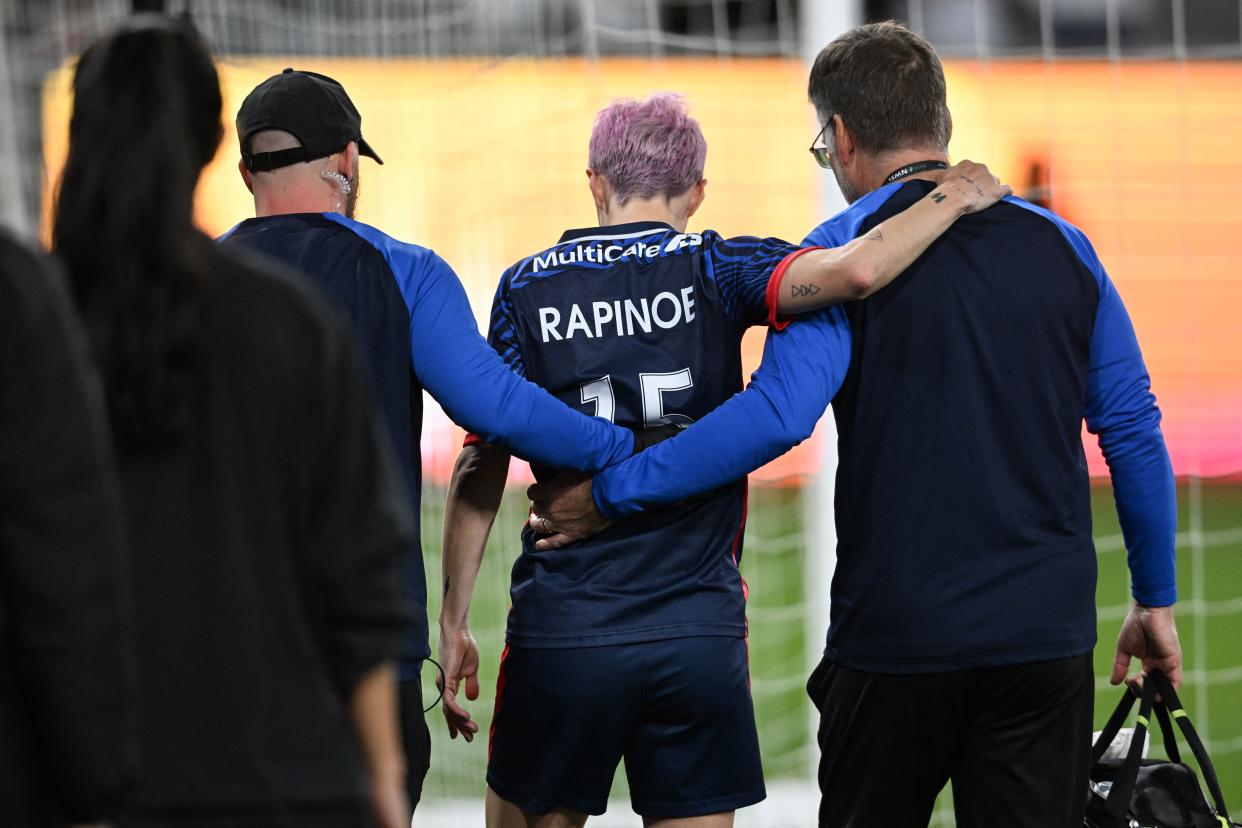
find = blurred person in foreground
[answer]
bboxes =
[54,16,412,828]
[0,230,137,827]
[438,92,1007,828]
[221,66,641,811]
[529,22,1181,828]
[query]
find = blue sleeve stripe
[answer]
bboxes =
[802,181,903,247]
[707,235,804,325]
[1002,198,1177,606]
[1001,197,1107,292]
[321,212,431,317]
[322,213,633,470]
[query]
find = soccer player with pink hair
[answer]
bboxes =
[438,92,1006,828]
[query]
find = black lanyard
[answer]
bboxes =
[884,160,948,185]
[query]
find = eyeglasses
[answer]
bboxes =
[809,117,834,169]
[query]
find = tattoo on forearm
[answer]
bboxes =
[444,576,451,596]
[866,228,884,241]
[930,192,947,203]
[791,283,822,298]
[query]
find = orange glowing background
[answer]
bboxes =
[41,58,1242,481]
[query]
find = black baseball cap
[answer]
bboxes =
[236,68,383,172]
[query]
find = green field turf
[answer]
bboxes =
[418,481,1242,818]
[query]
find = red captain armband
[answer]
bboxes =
[463,433,484,447]
[765,246,824,331]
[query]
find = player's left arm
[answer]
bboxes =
[1077,234,1181,689]
[776,160,1010,316]
[437,442,510,743]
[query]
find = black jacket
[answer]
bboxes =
[114,243,413,826]
[0,230,138,826]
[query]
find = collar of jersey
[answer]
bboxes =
[558,220,676,244]
[235,212,338,232]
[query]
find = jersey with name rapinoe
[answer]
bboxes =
[487,221,803,648]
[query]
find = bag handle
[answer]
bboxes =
[1103,674,1158,823]
[1152,700,1182,764]
[1091,678,1141,765]
[1090,681,1187,765]
[1148,670,1232,822]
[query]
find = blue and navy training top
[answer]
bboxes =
[484,221,817,648]
[220,213,634,676]
[591,181,1176,673]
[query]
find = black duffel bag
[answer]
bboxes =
[1086,669,1237,828]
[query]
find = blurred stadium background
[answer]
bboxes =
[3,1,1240,825]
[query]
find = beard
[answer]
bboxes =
[830,156,863,204]
[345,178,359,219]
[345,157,361,218]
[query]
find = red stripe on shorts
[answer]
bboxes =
[488,644,511,762]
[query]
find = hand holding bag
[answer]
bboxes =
[1086,669,1236,828]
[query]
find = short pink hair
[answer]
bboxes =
[588,92,707,205]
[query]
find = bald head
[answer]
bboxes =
[248,128,301,155]
[238,129,360,218]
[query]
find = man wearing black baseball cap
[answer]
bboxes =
[235,67,381,218]
[220,69,643,815]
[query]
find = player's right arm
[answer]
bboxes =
[776,160,1010,316]
[437,442,510,742]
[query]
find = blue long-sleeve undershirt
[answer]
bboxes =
[1051,215,1177,606]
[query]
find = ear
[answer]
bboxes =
[945,109,953,146]
[587,170,609,212]
[341,142,360,178]
[238,158,254,195]
[685,178,707,219]
[833,116,856,164]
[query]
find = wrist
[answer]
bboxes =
[438,613,470,635]
[931,182,971,216]
[591,474,619,522]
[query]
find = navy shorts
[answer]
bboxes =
[486,636,765,818]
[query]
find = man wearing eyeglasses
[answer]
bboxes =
[529,22,1180,828]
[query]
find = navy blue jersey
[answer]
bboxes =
[220,213,635,676]
[804,181,1174,672]
[487,221,802,647]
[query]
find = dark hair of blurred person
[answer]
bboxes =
[52,15,414,828]
[0,229,137,828]
[53,14,220,453]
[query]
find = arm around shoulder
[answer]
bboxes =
[593,306,850,519]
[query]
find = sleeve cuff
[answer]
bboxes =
[1132,586,1178,608]
[591,473,622,522]
[765,246,824,331]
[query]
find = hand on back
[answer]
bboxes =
[528,472,612,551]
